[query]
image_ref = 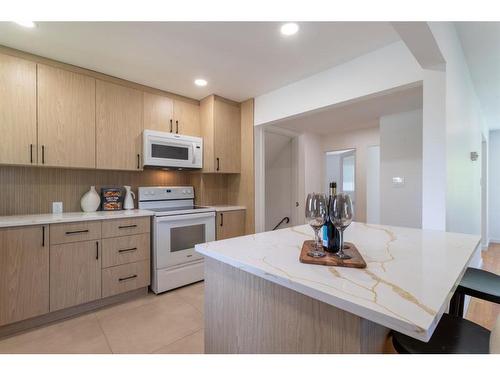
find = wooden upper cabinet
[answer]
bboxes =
[0,53,37,166]
[96,80,143,171]
[0,225,49,326]
[143,93,200,137]
[201,95,241,173]
[143,91,173,133]
[37,65,96,168]
[173,99,201,137]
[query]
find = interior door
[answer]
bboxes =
[341,152,356,219]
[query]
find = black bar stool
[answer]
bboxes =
[392,267,499,354]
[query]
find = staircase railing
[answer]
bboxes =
[272,217,290,231]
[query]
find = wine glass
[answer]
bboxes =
[305,193,327,258]
[330,193,353,259]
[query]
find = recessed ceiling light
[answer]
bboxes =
[14,21,36,28]
[194,78,207,87]
[280,23,299,36]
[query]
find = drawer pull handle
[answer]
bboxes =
[65,229,89,235]
[118,247,137,253]
[118,224,137,229]
[119,274,137,282]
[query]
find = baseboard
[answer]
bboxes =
[0,287,148,339]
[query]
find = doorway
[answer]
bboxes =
[263,129,299,231]
[325,149,356,220]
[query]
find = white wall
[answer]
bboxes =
[428,23,484,236]
[379,110,423,228]
[366,145,381,224]
[322,126,380,222]
[264,131,294,231]
[488,131,500,242]
[254,41,423,126]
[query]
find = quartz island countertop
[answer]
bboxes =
[0,209,155,228]
[195,222,480,342]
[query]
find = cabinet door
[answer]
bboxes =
[214,99,241,173]
[143,92,173,132]
[0,225,49,326]
[50,240,101,311]
[0,53,37,166]
[38,64,96,168]
[96,80,143,170]
[173,99,201,137]
[216,210,246,240]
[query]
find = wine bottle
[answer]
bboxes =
[325,182,341,252]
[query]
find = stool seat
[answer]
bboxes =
[392,314,490,354]
[458,268,500,303]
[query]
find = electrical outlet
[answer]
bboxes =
[52,202,63,214]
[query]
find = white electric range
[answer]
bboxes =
[138,186,215,293]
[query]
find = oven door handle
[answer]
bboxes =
[154,211,215,223]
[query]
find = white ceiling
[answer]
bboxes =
[456,22,500,130]
[0,22,400,102]
[271,84,423,135]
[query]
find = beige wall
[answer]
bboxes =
[322,125,380,222]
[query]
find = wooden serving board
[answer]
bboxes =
[299,240,367,268]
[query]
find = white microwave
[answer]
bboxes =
[143,130,203,169]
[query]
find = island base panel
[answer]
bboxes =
[204,258,390,354]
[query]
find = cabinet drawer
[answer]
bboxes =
[102,217,150,238]
[50,221,101,245]
[101,233,150,268]
[102,260,150,298]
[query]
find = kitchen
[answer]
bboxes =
[0,35,253,350]
[0,15,499,369]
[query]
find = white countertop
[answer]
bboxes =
[195,223,480,342]
[0,209,155,228]
[208,205,246,212]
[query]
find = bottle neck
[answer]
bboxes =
[329,187,336,196]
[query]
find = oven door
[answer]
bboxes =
[144,133,198,168]
[154,211,215,269]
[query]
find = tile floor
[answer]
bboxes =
[0,245,497,354]
[0,281,205,354]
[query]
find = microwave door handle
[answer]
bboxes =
[192,143,196,164]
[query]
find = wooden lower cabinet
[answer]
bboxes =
[50,240,102,311]
[0,217,151,330]
[216,210,246,240]
[0,225,49,326]
[102,260,150,298]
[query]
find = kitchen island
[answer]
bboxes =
[195,223,480,353]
